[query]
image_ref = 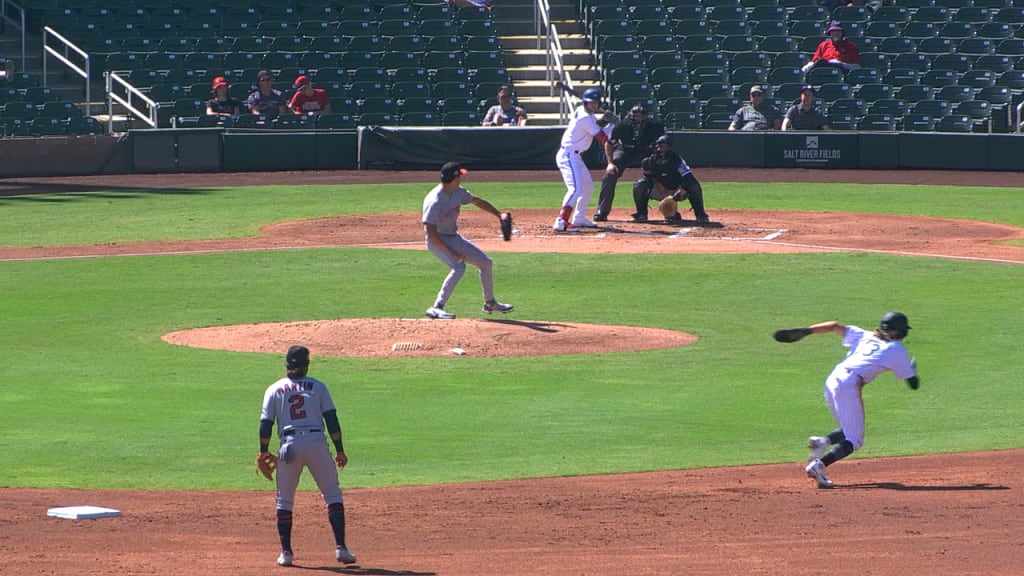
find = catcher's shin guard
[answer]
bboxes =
[683,175,708,219]
[632,178,652,217]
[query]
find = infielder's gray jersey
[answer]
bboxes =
[422,184,473,235]
[261,376,336,434]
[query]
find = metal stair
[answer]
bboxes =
[490,0,600,125]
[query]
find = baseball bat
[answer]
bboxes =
[554,80,579,99]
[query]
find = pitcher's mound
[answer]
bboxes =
[163,318,698,358]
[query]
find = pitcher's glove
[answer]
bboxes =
[773,327,812,343]
[500,211,513,241]
[256,451,278,481]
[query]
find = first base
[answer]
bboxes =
[47,505,122,520]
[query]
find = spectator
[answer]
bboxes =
[595,104,664,222]
[246,70,288,119]
[448,0,492,9]
[482,85,528,126]
[801,22,861,75]
[782,85,832,131]
[288,75,331,116]
[0,58,13,80]
[728,85,783,131]
[206,76,242,117]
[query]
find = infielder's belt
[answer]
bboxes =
[282,428,321,437]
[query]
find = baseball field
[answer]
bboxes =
[1,168,1023,575]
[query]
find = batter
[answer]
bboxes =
[553,88,614,232]
[259,345,357,566]
[801,312,919,488]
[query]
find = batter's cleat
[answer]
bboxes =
[808,436,829,461]
[336,546,357,564]
[805,458,834,489]
[629,212,648,223]
[665,213,685,225]
[483,300,514,314]
[553,218,579,233]
[277,551,294,567]
[426,306,455,320]
[593,213,608,222]
[571,217,598,228]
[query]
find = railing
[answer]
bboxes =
[106,71,158,131]
[1017,102,1023,135]
[536,0,574,122]
[0,0,26,70]
[42,27,91,116]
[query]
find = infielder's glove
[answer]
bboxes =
[500,211,513,241]
[658,196,678,220]
[256,451,278,481]
[773,327,812,343]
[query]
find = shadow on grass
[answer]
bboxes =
[0,181,210,200]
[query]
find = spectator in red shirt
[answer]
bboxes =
[801,22,861,74]
[288,75,331,116]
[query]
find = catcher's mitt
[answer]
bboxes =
[256,451,278,481]
[658,196,678,219]
[500,211,512,241]
[773,327,812,343]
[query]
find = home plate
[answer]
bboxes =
[47,505,122,520]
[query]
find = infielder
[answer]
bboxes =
[423,161,514,319]
[794,313,919,488]
[258,345,357,566]
[553,88,614,232]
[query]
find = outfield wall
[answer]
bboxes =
[1,128,1022,178]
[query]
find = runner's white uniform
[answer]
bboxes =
[823,325,917,450]
[556,106,612,226]
[261,376,344,511]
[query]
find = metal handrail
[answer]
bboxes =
[0,0,26,70]
[106,71,158,131]
[536,0,574,122]
[42,27,91,116]
[1017,101,1023,135]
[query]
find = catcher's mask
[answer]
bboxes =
[879,312,911,337]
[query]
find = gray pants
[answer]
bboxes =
[428,233,494,307]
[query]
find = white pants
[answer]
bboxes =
[556,149,594,220]
[823,368,866,450]
[428,233,494,307]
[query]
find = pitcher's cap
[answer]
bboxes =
[440,161,468,182]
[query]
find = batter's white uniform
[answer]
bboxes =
[422,183,496,306]
[823,325,917,450]
[261,376,344,511]
[556,106,613,226]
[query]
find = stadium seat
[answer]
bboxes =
[442,111,481,126]
[854,83,893,102]
[935,85,974,104]
[702,112,734,130]
[935,114,974,132]
[856,113,897,131]
[911,99,952,118]
[65,116,104,135]
[829,97,867,117]
[654,83,695,100]
[845,68,880,85]
[661,111,701,130]
[867,98,909,117]
[901,113,936,131]
[930,54,973,74]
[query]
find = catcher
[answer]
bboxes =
[774,313,919,489]
[257,345,357,566]
[422,161,515,320]
[631,135,711,225]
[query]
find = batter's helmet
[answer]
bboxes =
[581,88,602,103]
[879,312,911,336]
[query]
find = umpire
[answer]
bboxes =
[594,104,665,222]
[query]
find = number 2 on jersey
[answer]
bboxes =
[288,394,307,420]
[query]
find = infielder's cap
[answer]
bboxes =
[293,74,311,88]
[749,85,765,95]
[286,345,310,368]
[800,84,817,94]
[655,135,672,145]
[440,161,468,182]
[826,21,843,33]
[581,88,602,103]
[212,76,228,89]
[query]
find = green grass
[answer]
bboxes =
[1,182,1022,491]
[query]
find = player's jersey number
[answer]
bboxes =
[288,394,308,420]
